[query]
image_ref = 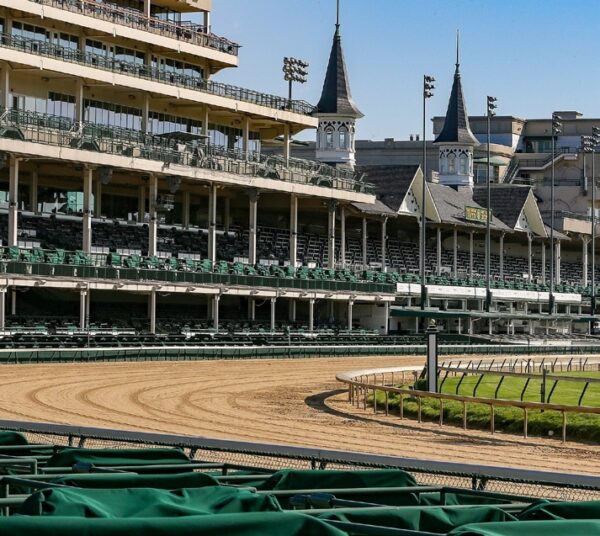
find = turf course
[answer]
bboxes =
[373,371,600,443]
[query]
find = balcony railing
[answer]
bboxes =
[0,108,373,194]
[30,0,240,56]
[0,32,316,116]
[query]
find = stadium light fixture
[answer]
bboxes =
[420,75,435,311]
[283,57,309,104]
[591,127,600,317]
[485,96,497,312]
[549,113,562,315]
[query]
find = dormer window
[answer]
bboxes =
[339,126,348,149]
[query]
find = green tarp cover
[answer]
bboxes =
[254,469,418,491]
[518,499,600,521]
[45,448,190,468]
[318,505,516,533]
[19,486,280,518]
[0,512,347,536]
[50,471,219,489]
[0,431,28,446]
[449,520,600,535]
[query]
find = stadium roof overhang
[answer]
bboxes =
[390,307,579,322]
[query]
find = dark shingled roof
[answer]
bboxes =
[434,64,478,145]
[351,198,397,217]
[473,185,531,229]
[356,165,420,212]
[316,26,363,118]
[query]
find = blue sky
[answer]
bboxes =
[211,0,600,140]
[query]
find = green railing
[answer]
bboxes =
[30,0,240,56]
[1,32,314,115]
[0,108,372,194]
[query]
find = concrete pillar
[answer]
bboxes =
[340,206,346,268]
[242,116,250,160]
[289,195,298,267]
[248,190,259,264]
[457,317,462,334]
[499,233,505,279]
[79,289,87,331]
[148,289,156,335]
[75,79,84,122]
[556,240,561,284]
[327,201,336,269]
[283,123,291,165]
[381,217,387,272]
[10,288,15,316]
[213,294,220,332]
[203,10,211,32]
[469,231,474,277]
[141,93,151,134]
[29,167,38,212]
[270,297,276,332]
[143,0,151,17]
[207,184,217,262]
[436,227,442,276]
[138,184,146,223]
[223,197,231,232]
[308,298,315,332]
[362,217,368,268]
[289,300,296,322]
[541,241,546,283]
[148,175,158,256]
[2,64,10,109]
[583,237,589,286]
[0,288,5,330]
[82,167,93,254]
[7,156,19,247]
[347,300,353,331]
[383,302,389,335]
[453,228,458,278]
[181,191,191,229]
[248,298,255,321]
[94,178,102,218]
[527,234,533,282]
[203,106,210,137]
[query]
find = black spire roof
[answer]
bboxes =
[434,41,478,146]
[316,24,363,118]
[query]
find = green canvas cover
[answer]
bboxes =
[19,486,281,518]
[518,499,600,521]
[50,471,219,489]
[254,469,417,491]
[319,505,516,533]
[0,431,28,446]
[45,448,190,468]
[0,512,347,536]
[449,519,600,535]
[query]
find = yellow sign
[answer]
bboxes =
[465,206,490,223]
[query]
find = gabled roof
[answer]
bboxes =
[350,198,396,217]
[355,165,420,212]
[473,185,530,229]
[434,63,478,146]
[428,183,510,231]
[316,26,363,118]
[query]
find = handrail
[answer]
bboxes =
[30,0,240,56]
[0,32,313,116]
[438,364,600,384]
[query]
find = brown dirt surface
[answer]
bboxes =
[0,356,598,475]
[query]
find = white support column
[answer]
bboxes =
[141,93,151,134]
[283,123,291,165]
[207,184,217,263]
[75,79,84,123]
[7,156,19,247]
[248,298,255,321]
[308,298,315,332]
[469,231,474,277]
[457,317,462,334]
[82,167,93,253]
[10,288,15,316]
[289,195,298,267]
[270,297,276,332]
[289,300,296,322]
[340,206,346,268]
[30,167,38,212]
[380,217,387,272]
[138,184,146,223]
[182,191,191,229]
[2,64,10,109]
[499,233,505,279]
[213,294,220,332]
[94,178,102,218]
[362,217,368,268]
[242,116,250,160]
[327,201,336,269]
[347,300,353,331]
[436,227,442,276]
[203,10,211,32]
[203,106,210,137]
[527,234,533,282]
[149,289,156,335]
[583,237,589,286]
[541,240,546,283]
[383,302,389,335]
[453,228,458,278]
[556,240,561,284]
[148,175,158,257]
[143,0,151,17]
[79,289,87,331]
[0,288,5,331]
[248,190,259,265]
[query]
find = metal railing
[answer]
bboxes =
[0,32,314,116]
[0,108,372,194]
[30,0,240,56]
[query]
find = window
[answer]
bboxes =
[12,22,48,43]
[448,152,456,173]
[48,92,75,118]
[339,127,348,149]
[84,99,142,130]
[459,154,468,174]
[325,127,334,149]
[149,112,201,136]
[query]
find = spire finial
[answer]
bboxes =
[455,29,460,70]
[335,0,340,35]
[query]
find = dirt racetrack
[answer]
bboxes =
[0,356,599,475]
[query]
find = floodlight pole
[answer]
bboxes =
[485,96,496,312]
[420,75,434,311]
[592,135,597,316]
[549,114,561,316]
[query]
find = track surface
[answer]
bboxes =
[0,356,599,474]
